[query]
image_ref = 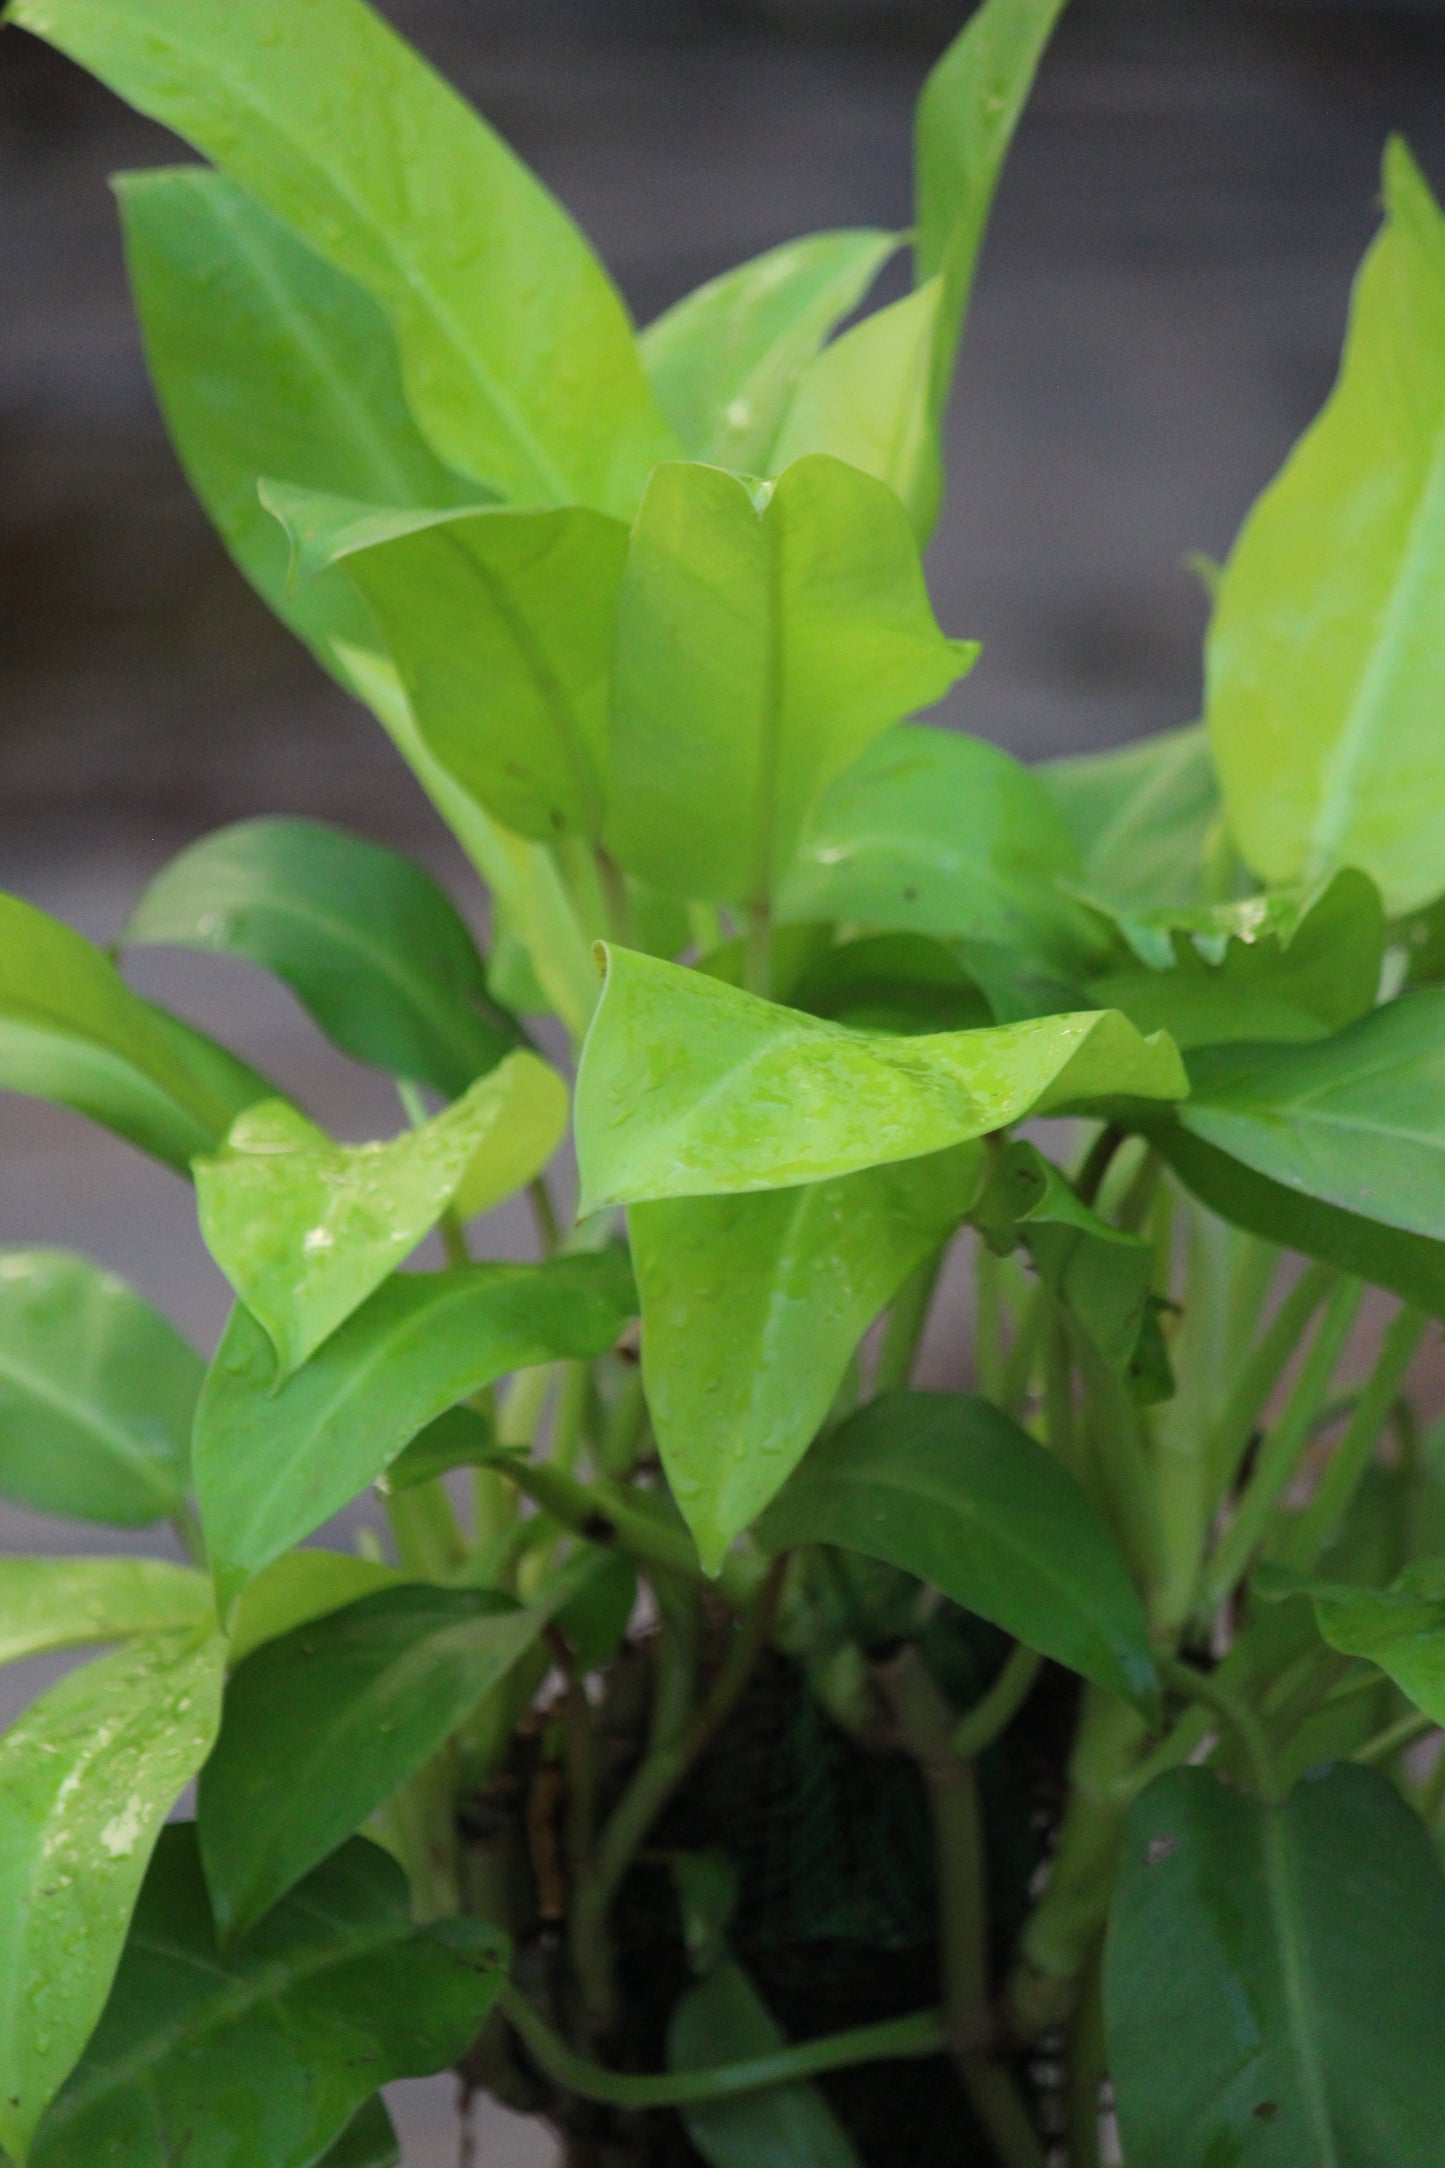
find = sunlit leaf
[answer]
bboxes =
[0,1559,213,1667]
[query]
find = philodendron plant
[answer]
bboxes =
[4,0,1445,2163]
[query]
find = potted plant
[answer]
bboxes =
[3,1,1445,2162]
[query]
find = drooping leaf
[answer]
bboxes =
[27,1826,506,2168]
[1178,992,1445,1243]
[0,1251,202,1527]
[669,1958,863,2168]
[969,1140,1160,1390]
[114,169,480,686]
[1040,723,1221,914]
[313,2098,400,2168]
[194,1252,636,1604]
[0,892,275,1173]
[226,1550,410,1667]
[1155,1123,1445,1320]
[770,282,943,535]
[606,457,976,905]
[195,1052,566,1377]
[634,1148,981,1571]
[265,484,629,843]
[125,817,518,1097]
[1255,1560,1445,1727]
[641,228,898,472]
[0,1632,226,2164]
[778,727,1106,979]
[0,1559,213,1667]
[198,1585,548,1935]
[576,944,1187,1213]
[757,1391,1158,1707]
[1206,141,1445,917]
[15,0,677,512]
[1106,1763,1445,2166]
[1081,869,1385,1049]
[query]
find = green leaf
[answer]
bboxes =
[914,0,1068,424]
[0,1632,226,2164]
[225,1551,409,1668]
[194,1253,636,1604]
[1040,723,1220,914]
[606,458,977,905]
[114,169,479,687]
[314,2098,399,2168]
[198,1584,546,1935]
[1256,1560,1445,1727]
[770,282,944,536]
[0,1251,202,1527]
[125,817,518,1097]
[756,1390,1158,1707]
[576,944,1187,1213]
[1083,870,1385,1050]
[0,892,274,1173]
[374,1405,497,1499]
[1106,1763,1445,2166]
[788,933,994,1036]
[1206,141,1445,917]
[0,1559,213,1667]
[778,727,1106,978]
[195,1052,567,1377]
[265,485,629,843]
[15,0,676,513]
[27,1826,506,2168]
[641,228,898,472]
[555,1550,637,1672]
[1179,992,1445,1243]
[969,1141,1159,1389]
[633,1148,982,1572]
[1155,1123,1445,1320]
[668,1958,863,2168]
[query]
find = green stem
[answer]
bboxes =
[951,1643,1043,1762]
[1354,1708,1435,1768]
[498,1979,948,2108]
[528,1177,561,1258]
[1201,1260,1337,1502]
[550,1361,590,1478]
[1201,1276,1363,1610]
[489,1453,764,1610]
[384,1479,466,1579]
[975,1239,1005,1401]
[1280,1305,1430,1573]
[876,1245,946,1395]
[742,901,773,1000]
[598,1364,649,1478]
[594,848,635,948]
[999,1279,1048,1422]
[1063,1942,1106,2168]
[1158,1656,1282,1804]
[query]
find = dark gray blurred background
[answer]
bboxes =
[3,2,1445,2158]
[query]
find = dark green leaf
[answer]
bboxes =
[757,1391,1157,1706]
[125,817,517,1097]
[641,229,897,472]
[314,2098,399,2168]
[194,1253,637,1604]
[28,1826,506,2168]
[0,892,274,1173]
[0,1632,226,2163]
[15,0,676,512]
[789,933,994,1036]
[225,1551,408,1668]
[778,727,1105,977]
[0,1251,201,1526]
[0,1558,213,1666]
[375,1405,497,1497]
[555,1549,637,1671]
[633,1149,981,1572]
[1106,1763,1445,2166]
[198,1585,545,1935]
[606,459,976,905]
[1040,723,1219,913]
[669,1959,862,2168]
[576,945,1186,1213]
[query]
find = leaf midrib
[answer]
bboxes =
[1259,1804,1340,2167]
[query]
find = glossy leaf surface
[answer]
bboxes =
[0,892,273,1173]
[0,1632,226,2163]
[0,1559,212,1667]
[669,1958,862,2168]
[27,1827,506,2168]
[195,1052,565,1376]
[15,0,676,512]
[757,1391,1157,1706]
[778,727,1105,977]
[576,945,1186,1212]
[126,816,517,1096]
[1206,142,1445,915]
[199,1585,545,1934]
[607,457,976,904]
[642,228,896,472]
[194,1252,636,1602]
[0,1251,202,1527]
[269,486,629,843]
[1107,1763,1445,2166]
[1180,992,1445,1242]
[634,1147,982,1570]
[1041,723,1220,914]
